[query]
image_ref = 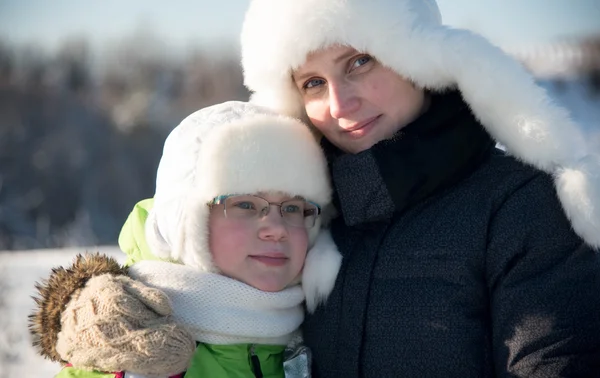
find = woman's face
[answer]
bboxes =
[293,45,426,154]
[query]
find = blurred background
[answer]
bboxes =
[0,0,599,251]
[0,1,599,376]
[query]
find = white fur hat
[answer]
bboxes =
[145,101,333,272]
[241,0,600,248]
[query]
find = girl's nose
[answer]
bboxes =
[257,207,288,241]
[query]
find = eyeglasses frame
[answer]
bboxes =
[207,193,322,228]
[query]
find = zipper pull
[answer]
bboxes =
[250,344,264,378]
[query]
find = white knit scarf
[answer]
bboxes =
[128,260,305,345]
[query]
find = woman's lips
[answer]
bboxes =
[344,115,380,132]
[343,115,381,138]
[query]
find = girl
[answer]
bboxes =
[30,101,342,377]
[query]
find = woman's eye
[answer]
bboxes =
[351,55,371,69]
[303,78,325,90]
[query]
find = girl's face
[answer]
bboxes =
[293,45,426,154]
[208,192,309,292]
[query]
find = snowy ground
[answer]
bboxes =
[0,247,124,378]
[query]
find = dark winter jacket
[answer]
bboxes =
[303,91,600,377]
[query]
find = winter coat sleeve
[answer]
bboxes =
[486,173,600,377]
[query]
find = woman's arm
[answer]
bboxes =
[487,173,600,377]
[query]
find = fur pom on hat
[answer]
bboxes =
[241,0,600,248]
[146,101,333,272]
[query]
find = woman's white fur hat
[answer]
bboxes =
[241,0,600,249]
[145,101,341,310]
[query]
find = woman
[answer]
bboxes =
[240,0,600,376]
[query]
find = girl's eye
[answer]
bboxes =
[233,201,256,210]
[282,204,302,214]
[351,55,372,70]
[303,78,325,90]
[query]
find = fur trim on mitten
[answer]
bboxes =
[30,253,196,376]
[29,253,128,363]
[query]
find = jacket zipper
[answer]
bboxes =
[250,344,264,378]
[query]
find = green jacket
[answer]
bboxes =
[56,199,288,378]
[55,368,115,378]
[118,198,158,267]
[56,343,285,378]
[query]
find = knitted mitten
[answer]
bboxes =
[30,253,195,376]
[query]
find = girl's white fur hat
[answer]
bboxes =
[146,101,340,310]
[144,102,340,310]
[241,0,600,249]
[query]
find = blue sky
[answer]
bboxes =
[1,0,599,52]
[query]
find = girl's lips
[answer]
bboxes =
[250,255,288,267]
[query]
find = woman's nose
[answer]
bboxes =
[328,82,359,119]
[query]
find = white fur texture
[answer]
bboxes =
[241,0,600,248]
[302,229,342,313]
[146,101,333,271]
[555,154,600,248]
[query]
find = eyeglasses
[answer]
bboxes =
[208,194,321,229]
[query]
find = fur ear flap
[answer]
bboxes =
[179,201,219,272]
[555,154,600,249]
[145,209,174,261]
[302,230,342,313]
[430,28,589,172]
